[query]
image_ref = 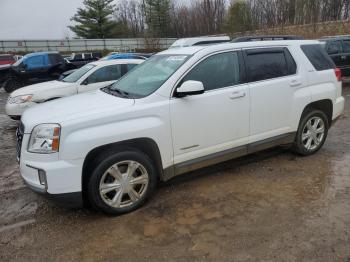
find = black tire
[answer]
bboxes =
[87,149,157,215]
[4,78,22,93]
[292,109,329,156]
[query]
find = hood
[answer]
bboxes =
[21,90,135,133]
[10,80,73,97]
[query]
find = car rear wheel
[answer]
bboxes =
[4,78,22,93]
[87,150,157,215]
[293,110,329,156]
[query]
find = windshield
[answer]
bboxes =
[62,64,95,83]
[109,54,189,98]
[12,56,25,67]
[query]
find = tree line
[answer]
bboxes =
[69,0,350,39]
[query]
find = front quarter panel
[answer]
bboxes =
[58,95,173,169]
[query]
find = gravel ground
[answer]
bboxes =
[0,86,349,262]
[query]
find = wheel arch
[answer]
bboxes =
[81,137,163,203]
[301,99,333,126]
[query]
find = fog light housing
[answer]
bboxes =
[38,169,47,187]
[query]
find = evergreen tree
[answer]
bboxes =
[69,0,116,38]
[226,0,253,33]
[144,0,171,37]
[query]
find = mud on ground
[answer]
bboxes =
[0,87,349,261]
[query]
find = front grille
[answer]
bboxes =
[16,122,24,162]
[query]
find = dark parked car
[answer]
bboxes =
[320,36,350,77]
[232,35,303,43]
[0,52,74,93]
[65,52,102,68]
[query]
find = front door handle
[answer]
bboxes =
[341,55,347,60]
[230,91,246,100]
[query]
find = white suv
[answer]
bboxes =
[18,40,344,215]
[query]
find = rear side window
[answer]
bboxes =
[342,40,350,53]
[48,54,63,65]
[181,52,241,91]
[245,48,296,82]
[301,44,335,71]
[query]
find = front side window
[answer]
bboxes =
[62,64,95,83]
[110,54,189,98]
[87,65,122,84]
[25,55,45,69]
[181,52,241,91]
[245,49,293,82]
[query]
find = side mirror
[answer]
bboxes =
[176,80,204,98]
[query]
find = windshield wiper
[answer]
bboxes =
[102,86,132,98]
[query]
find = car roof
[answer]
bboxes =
[170,36,230,47]
[90,58,144,67]
[24,51,59,58]
[159,40,321,56]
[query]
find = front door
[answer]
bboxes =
[170,51,250,165]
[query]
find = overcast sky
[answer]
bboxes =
[0,0,85,40]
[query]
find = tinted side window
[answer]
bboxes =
[84,53,92,59]
[245,49,292,82]
[301,44,335,71]
[25,55,45,69]
[342,40,350,53]
[327,41,342,54]
[127,64,138,71]
[87,65,122,84]
[181,52,241,91]
[49,54,63,65]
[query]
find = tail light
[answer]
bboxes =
[335,68,342,82]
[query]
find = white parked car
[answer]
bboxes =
[169,36,230,48]
[18,40,344,215]
[6,59,143,119]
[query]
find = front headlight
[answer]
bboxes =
[28,124,61,154]
[9,94,33,104]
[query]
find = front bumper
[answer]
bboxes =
[5,101,36,118]
[19,134,84,208]
[23,179,83,208]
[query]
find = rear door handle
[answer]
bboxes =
[290,79,302,87]
[341,55,347,60]
[230,91,246,100]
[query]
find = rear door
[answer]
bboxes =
[244,47,300,143]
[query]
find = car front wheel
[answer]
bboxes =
[87,150,157,215]
[293,110,329,156]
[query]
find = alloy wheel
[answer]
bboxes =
[99,160,149,208]
[301,116,325,151]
